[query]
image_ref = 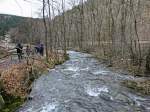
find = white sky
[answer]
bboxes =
[0,0,42,17]
[0,0,81,18]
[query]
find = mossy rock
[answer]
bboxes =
[0,95,5,109]
[64,54,69,60]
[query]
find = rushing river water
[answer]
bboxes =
[18,51,150,112]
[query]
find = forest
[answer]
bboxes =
[13,0,150,75]
[0,14,25,37]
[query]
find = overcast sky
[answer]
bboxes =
[0,0,41,17]
[0,0,81,18]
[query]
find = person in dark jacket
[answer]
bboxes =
[35,43,40,54]
[39,43,44,56]
[16,43,23,61]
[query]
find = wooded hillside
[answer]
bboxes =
[0,14,25,37]
[47,0,150,75]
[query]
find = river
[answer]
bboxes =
[18,51,150,112]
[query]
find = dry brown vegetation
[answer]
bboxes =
[0,53,66,98]
[1,63,30,97]
[0,61,47,98]
[123,79,150,95]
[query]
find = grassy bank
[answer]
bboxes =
[0,53,69,112]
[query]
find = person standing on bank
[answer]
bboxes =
[26,45,31,56]
[39,43,44,56]
[34,43,40,55]
[16,43,23,62]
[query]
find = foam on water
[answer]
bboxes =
[92,70,109,75]
[97,87,109,93]
[80,67,89,71]
[86,86,109,97]
[66,66,79,72]
[41,103,57,112]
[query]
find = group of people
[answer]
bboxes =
[15,43,44,61]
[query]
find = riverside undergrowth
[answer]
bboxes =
[0,53,69,112]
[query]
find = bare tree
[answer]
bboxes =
[43,0,48,62]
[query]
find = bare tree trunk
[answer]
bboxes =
[43,0,48,62]
[47,0,53,52]
[62,0,67,56]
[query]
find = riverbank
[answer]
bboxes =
[0,53,69,112]
[75,49,150,96]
